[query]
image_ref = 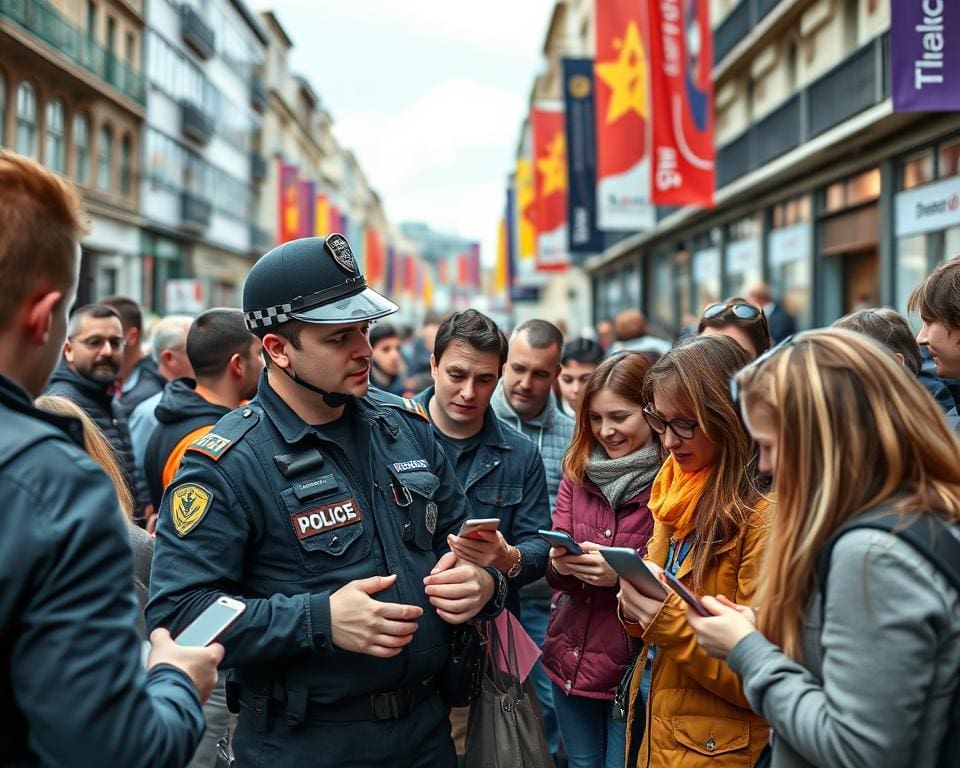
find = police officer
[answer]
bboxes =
[147,234,506,767]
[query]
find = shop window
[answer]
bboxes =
[15,81,38,159]
[74,113,91,184]
[895,234,929,318]
[846,168,881,205]
[119,134,132,195]
[45,99,66,174]
[97,124,113,191]
[938,139,960,180]
[901,150,934,190]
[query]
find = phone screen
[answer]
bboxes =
[176,600,244,647]
[663,572,710,617]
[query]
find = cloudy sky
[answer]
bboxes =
[255,1,556,264]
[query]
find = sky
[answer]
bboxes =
[254,0,556,266]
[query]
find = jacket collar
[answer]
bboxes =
[414,385,510,449]
[491,380,565,431]
[50,358,115,406]
[1,373,85,448]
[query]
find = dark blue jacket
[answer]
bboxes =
[0,374,204,767]
[147,375,504,706]
[414,386,551,616]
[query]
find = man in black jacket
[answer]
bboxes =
[45,303,153,524]
[0,149,220,767]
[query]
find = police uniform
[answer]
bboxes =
[146,235,505,768]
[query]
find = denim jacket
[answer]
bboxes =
[414,386,551,616]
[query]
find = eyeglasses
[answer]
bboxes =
[72,335,126,351]
[702,302,762,321]
[642,405,699,440]
[729,334,796,407]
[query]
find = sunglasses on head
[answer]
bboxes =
[703,302,762,321]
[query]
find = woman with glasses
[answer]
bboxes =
[698,298,771,360]
[687,330,960,768]
[617,335,770,767]
[542,352,661,768]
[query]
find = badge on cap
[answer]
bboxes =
[171,483,213,537]
[325,233,356,274]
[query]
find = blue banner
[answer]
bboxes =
[563,57,604,257]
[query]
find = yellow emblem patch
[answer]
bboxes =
[171,484,212,537]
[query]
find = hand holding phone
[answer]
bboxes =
[175,596,246,646]
[539,529,584,556]
[599,547,667,600]
[661,571,710,617]
[458,518,500,540]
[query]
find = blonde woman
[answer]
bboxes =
[617,335,770,766]
[689,329,960,768]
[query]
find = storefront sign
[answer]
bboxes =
[725,238,761,275]
[891,0,959,111]
[693,247,720,283]
[895,176,960,236]
[768,223,811,267]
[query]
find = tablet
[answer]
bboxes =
[599,547,667,600]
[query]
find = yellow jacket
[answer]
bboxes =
[623,503,771,767]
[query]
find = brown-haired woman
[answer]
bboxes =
[698,298,771,360]
[617,335,770,767]
[542,352,661,768]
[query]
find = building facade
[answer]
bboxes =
[0,0,146,304]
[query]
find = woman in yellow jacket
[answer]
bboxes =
[618,335,770,767]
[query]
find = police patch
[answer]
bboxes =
[292,497,362,540]
[324,233,356,274]
[425,501,438,535]
[188,431,233,460]
[392,459,430,473]
[171,484,212,537]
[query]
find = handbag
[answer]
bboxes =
[438,622,486,708]
[463,617,554,768]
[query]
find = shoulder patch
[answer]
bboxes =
[368,389,430,422]
[170,483,213,537]
[400,397,429,422]
[185,407,259,461]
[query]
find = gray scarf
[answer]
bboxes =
[585,442,661,510]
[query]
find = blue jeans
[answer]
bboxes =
[552,683,626,768]
[519,593,560,756]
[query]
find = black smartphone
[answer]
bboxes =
[662,571,711,617]
[538,529,584,555]
[175,596,246,646]
[599,547,667,600]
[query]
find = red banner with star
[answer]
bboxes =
[532,104,569,272]
[594,0,655,231]
[648,0,715,206]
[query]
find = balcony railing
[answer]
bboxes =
[181,191,212,231]
[250,151,267,182]
[713,0,784,64]
[180,100,213,145]
[0,0,145,104]
[180,4,214,60]
[716,33,888,188]
[250,75,268,113]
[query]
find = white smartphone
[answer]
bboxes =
[458,518,501,540]
[174,596,246,647]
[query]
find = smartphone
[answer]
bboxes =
[538,529,584,556]
[662,571,711,617]
[599,547,667,600]
[175,596,246,647]
[458,518,501,540]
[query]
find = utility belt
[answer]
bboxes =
[227,674,438,729]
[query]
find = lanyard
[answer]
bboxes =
[666,537,693,576]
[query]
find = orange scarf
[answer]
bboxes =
[649,454,711,542]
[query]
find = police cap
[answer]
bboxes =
[243,234,398,331]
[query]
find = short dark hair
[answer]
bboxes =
[68,304,121,336]
[513,319,564,352]
[909,255,960,330]
[561,337,604,366]
[187,308,257,379]
[434,309,508,367]
[370,322,399,347]
[833,308,922,375]
[101,296,142,332]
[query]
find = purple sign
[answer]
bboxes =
[891,0,959,111]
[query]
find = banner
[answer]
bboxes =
[594,0,655,231]
[648,0,715,206]
[891,0,959,111]
[364,228,385,289]
[513,157,543,286]
[532,104,569,272]
[563,57,604,256]
[278,162,300,244]
[315,193,330,236]
[296,181,315,239]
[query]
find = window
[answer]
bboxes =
[0,71,6,147]
[74,113,91,184]
[44,99,66,173]
[15,82,38,158]
[901,150,934,190]
[97,124,113,190]
[125,32,135,67]
[939,139,960,180]
[86,0,97,40]
[119,134,132,195]
[106,16,116,54]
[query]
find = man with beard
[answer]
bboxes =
[46,303,152,523]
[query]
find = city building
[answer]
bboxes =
[140,0,267,313]
[0,0,147,304]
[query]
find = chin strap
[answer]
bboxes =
[277,365,355,408]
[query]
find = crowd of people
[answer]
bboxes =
[2,150,960,768]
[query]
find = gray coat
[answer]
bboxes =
[728,527,960,768]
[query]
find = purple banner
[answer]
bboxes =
[891,0,960,111]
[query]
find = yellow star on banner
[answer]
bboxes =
[537,133,567,196]
[595,20,648,124]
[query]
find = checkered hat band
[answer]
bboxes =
[244,303,294,330]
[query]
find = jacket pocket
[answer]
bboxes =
[671,715,750,761]
[474,484,523,514]
[282,487,372,573]
[387,466,441,551]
